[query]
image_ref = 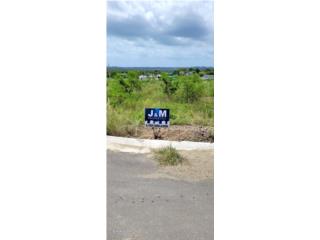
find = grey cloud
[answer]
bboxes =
[154,36,185,46]
[107,8,212,46]
[107,1,214,66]
[107,15,151,39]
[166,13,209,40]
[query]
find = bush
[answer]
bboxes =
[107,71,143,107]
[176,75,204,103]
[107,78,128,107]
[154,145,184,166]
[127,71,142,92]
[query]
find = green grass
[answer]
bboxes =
[107,102,140,136]
[107,74,214,135]
[153,145,184,166]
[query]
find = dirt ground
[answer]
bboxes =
[143,149,214,182]
[109,125,214,142]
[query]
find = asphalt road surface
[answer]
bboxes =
[107,150,214,240]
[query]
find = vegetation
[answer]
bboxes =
[160,72,178,96]
[153,145,184,166]
[107,68,214,136]
[176,74,205,103]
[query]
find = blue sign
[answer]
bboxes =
[145,108,170,127]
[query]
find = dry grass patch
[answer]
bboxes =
[153,145,185,166]
[145,149,213,182]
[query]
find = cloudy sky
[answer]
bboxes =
[107,0,213,67]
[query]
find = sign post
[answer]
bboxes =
[145,108,170,139]
[144,108,170,128]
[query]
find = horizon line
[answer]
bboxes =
[106,66,214,68]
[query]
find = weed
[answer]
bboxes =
[154,145,184,166]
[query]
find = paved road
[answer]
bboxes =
[107,150,214,240]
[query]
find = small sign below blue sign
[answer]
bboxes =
[145,108,170,128]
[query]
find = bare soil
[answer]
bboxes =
[144,149,214,182]
[109,125,214,142]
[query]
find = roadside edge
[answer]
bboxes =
[107,135,214,153]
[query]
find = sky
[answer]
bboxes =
[107,0,213,67]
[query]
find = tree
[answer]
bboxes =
[161,73,177,96]
[110,71,117,78]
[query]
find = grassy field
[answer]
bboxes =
[107,71,214,138]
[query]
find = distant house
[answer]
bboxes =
[139,75,148,80]
[201,74,214,80]
[145,74,161,80]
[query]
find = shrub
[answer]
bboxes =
[107,79,124,106]
[176,75,204,103]
[127,71,142,92]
